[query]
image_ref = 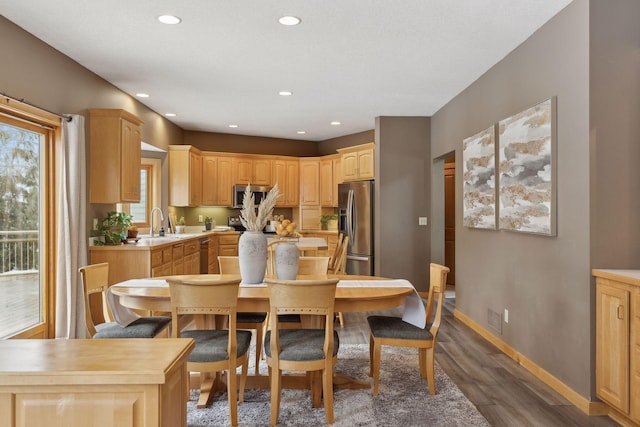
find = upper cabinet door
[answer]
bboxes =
[233,157,252,185]
[202,154,218,206]
[253,158,272,186]
[169,145,202,207]
[299,159,320,206]
[338,143,375,182]
[89,109,143,204]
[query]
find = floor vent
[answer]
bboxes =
[487,308,502,334]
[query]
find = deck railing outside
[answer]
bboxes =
[0,230,40,339]
[0,230,39,274]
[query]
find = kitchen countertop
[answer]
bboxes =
[89,229,239,251]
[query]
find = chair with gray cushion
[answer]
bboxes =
[218,255,268,374]
[167,276,251,426]
[367,263,449,396]
[79,263,170,339]
[264,278,339,425]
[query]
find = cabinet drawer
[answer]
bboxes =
[172,244,184,259]
[163,247,173,263]
[219,235,239,245]
[151,250,163,268]
[219,245,237,256]
[184,240,198,255]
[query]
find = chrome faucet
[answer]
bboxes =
[150,207,164,237]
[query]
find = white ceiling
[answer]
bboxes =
[2,0,573,141]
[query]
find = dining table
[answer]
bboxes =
[109,274,420,408]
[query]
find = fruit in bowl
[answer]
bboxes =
[274,219,297,237]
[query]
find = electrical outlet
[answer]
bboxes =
[504,309,509,324]
[198,215,203,223]
[418,217,428,226]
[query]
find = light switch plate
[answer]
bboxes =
[418,217,428,226]
[198,215,203,223]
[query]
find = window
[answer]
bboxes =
[0,112,55,339]
[130,164,152,227]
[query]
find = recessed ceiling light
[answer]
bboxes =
[331,121,341,126]
[278,16,301,26]
[297,131,306,135]
[228,124,238,128]
[135,93,149,98]
[165,113,176,117]
[158,15,181,25]
[279,91,293,96]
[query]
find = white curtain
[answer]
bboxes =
[55,115,88,339]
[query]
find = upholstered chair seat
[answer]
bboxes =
[94,316,171,339]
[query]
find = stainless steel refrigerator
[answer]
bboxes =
[338,180,374,275]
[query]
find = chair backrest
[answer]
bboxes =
[298,256,330,275]
[265,278,339,356]
[79,262,110,337]
[426,263,450,340]
[331,235,349,274]
[218,256,241,274]
[327,233,344,272]
[166,277,242,338]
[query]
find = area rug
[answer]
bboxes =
[187,344,489,427]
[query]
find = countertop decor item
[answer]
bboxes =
[101,211,133,245]
[239,184,280,283]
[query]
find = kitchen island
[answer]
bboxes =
[89,230,240,284]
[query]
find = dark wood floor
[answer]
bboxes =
[336,299,619,427]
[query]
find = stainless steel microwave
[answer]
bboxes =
[233,185,272,208]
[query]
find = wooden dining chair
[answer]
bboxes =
[264,278,340,426]
[367,263,449,396]
[79,263,171,338]
[328,235,349,327]
[327,233,344,273]
[218,255,267,375]
[167,276,251,426]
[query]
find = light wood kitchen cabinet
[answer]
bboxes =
[201,153,233,207]
[298,206,322,230]
[273,159,299,207]
[169,145,202,207]
[201,153,218,206]
[89,109,143,204]
[151,247,172,277]
[338,142,375,181]
[183,239,200,274]
[209,233,239,273]
[299,158,321,206]
[320,154,341,207]
[593,269,640,426]
[233,156,272,186]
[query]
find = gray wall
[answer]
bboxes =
[431,0,592,396]
[376,117,431,289]
[431,0,640,400]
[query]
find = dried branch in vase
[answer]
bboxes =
[240,183,280,231]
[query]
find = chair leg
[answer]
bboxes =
[368,333,374,377]
[270,367,281,426]
[337,312,345,328]
[239,358,248,403]
[371,339,382,397]
[419,348,427,379]
[425,347,436,395]
[254,323,263,374]
[323,363,335,424]
[227,367,238,427]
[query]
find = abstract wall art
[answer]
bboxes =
[497,97,556,236]
[462,125,497,229]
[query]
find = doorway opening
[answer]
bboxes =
[444,153,455,290]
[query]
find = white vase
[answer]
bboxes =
[238,231,268,284]
[274,241,299,280]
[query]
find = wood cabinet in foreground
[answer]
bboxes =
[89,109,143,204]
[593,269,640,426]
[0,338,194,427]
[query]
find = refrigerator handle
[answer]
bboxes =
[347,189,355,243]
